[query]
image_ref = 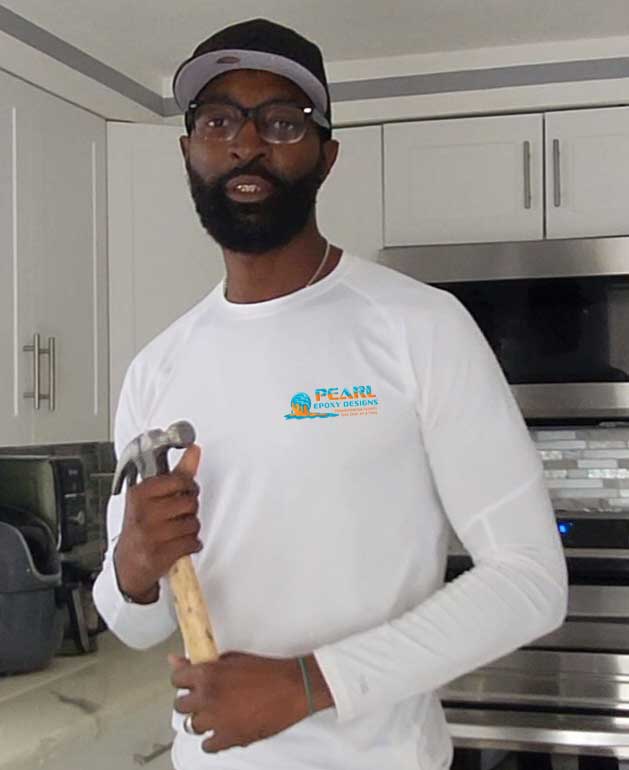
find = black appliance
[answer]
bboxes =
[380,236,629,421]
[0,456,103,662]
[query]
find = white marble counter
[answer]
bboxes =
[0,631,183,770]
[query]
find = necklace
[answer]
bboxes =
[223,240,331,300]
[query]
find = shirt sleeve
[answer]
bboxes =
[92,358,178,650]
[314,291,568,723]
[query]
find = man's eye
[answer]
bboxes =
[197,111,235,130]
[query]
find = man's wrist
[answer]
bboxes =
[113,543,160,604]
[299,654,334,713]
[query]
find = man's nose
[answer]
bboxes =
[229,117,269,162]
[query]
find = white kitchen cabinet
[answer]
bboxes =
[0,69,108,446]
[317,125,383,261]
[107,123,225,427]
[545,107,629,239]
[0,101,33,446]
[384,114,544,246]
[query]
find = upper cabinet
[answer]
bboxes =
[0,69,108,447]
[317,125,383,262]
[107,123,225,424]
[384,106,629,246]
[384,114,544,246]
[545,107,629,240]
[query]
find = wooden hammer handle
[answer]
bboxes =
[168,555,218,663]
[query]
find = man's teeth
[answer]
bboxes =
[235,184,261,193]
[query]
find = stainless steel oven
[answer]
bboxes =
[441,511,629,763]
[380,237,629,421]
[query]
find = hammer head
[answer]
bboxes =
[111,420,196,496]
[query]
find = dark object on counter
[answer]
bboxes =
[0,507,64,674]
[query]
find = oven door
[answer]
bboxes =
[380,237,629,420]
[442,521,629,758]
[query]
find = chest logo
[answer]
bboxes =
[284,386,379,420]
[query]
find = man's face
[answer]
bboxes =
[179,69,338,253]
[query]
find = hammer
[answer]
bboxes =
[111,420,218,663]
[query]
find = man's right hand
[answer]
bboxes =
[113,444,202,604]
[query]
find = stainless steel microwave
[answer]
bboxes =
[380,237,629,421]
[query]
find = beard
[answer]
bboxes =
[185,152,326,254]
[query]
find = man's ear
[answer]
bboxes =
[179,135,190,161]
[319,139,340,185]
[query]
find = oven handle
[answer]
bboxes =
[553,138,562,207]
[523,141,532,210]
[445,707,629,756]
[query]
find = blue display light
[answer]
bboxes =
[557,521,574,535]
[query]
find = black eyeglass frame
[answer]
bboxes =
[185,99,331,141]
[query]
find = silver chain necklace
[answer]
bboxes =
[223,240,331,300]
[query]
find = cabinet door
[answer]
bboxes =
[0,76,34,446]
[317,125,383,262]
[108,123,224,429]
[27,88,109,444]
[384,114,544,246]
[545,107,629,239]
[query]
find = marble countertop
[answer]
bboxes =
[0,631,183,770]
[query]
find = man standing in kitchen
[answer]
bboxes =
[93,17,568,770]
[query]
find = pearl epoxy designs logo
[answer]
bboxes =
[285,386,379,420]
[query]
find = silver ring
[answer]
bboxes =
[183,714,196,735]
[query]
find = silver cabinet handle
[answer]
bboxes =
[23,332,41,410]
[553,138,561,207]
[523,141,532,209]
[23,333,56,411]
[48,336,56,411]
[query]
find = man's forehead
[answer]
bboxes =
[196,69,310,104]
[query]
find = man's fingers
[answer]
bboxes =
[170,660,198,689]
[173,691,197,714]
[167,653,188,670]
[139,474,199,501]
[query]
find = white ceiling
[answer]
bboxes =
[3,0,629,94]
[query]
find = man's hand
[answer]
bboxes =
[169,651,334,753]
[114,445,202,603]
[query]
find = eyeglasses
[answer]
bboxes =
[187,100,331,144]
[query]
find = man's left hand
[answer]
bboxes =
[169,651,333,753]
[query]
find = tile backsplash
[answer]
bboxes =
[1,426,627,560]
[530,426,629,511]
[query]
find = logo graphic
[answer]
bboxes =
[284,386,379,420]
[285,392,339,420]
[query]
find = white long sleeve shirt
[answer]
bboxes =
[94,253,568,770]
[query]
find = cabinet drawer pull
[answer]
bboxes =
[523,140,532,209]
[23,334,56,411]
[48,336,56,411]
[133,742,173,765]
[553,139,561,207]
[23,332,41,410]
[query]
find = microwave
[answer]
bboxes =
[380,237,629,421]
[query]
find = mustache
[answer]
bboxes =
[218,160,286,190]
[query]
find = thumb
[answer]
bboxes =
[174,443,201,478]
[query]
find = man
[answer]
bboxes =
[94,18,568,770]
